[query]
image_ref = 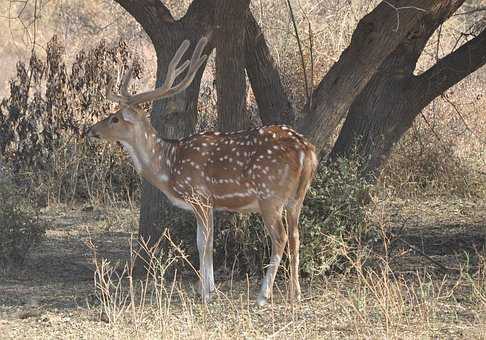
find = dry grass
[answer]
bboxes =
[1,197,485,339]
[381,79,486,198]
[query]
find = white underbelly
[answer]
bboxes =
[165,193,192,210]
[214,200,259,213]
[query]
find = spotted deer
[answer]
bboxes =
[87,37,318,306]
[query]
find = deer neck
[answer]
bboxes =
[120,124,175,188]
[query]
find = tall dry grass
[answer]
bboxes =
[81,201,486,338]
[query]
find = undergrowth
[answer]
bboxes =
[0,176,46,267]
[0,35,141,206]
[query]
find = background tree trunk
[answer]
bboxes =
[113,0,215,267]
[215,0,251,131]
[329,1,486,177]
[245,15,295,125]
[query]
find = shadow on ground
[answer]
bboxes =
[1,200,485,312]
[0,208,133,310]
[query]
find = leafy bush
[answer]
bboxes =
[0,35,142,205]
[0,178,46,267]
[216,156,374,277]
[299,157,373,275]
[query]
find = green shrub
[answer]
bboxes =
[299,156,373,275]
[0,178,46,267]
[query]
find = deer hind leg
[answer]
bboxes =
[286,199,304,302]
[286,150,317,302]
[257,201,287,306]
[194,205,215,303]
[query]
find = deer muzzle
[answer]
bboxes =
[86,126,100,139]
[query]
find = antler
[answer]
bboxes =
[106,37,208,107]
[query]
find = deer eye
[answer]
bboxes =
[111,117,119,123]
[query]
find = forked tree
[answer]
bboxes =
[87,37,318,305]
[108,0,485,262]
[6,0,484,286]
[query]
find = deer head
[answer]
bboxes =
[87,37,208,145]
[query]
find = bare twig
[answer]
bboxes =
[435,24,443,62]
[308,21,314,109]
[383,1,427,32]
[286,0,310,101]
[440,95,486,146]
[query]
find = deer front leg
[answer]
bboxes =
[195,207,215,303]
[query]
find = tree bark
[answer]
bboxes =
[245,14,295,125]
[330,1,486,177]
[215,6,294,129]
[298,0,440,154]
[215,0,251,131]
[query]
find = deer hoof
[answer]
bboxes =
[201,293,212,304]
[256,295,268,307]
[196,280,213,303]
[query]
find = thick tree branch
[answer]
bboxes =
[329,0,465,171]
[245,14,295,125]
[298,0,439,154]
[113,0,215,50]
[113,0,174,46]
[183,0,215,29]
[415,28,486,105]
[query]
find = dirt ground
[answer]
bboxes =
[1,198,485,339]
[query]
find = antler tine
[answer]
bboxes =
[187,36,209,75]
[106,77,126,104]
[173,60,191,78]
[155,39,191,94]
[168,40,191,79]
[120,67,134,97]
[127,37,209,106]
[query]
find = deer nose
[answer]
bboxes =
[86,127,99,139]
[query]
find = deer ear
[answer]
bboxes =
[122,110,138,124]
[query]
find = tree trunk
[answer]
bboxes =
[211,0,253,271]
[113,0,215,268]
[330,1,486,177]
[214,0,251,131]
[245,14,295,125]
[215,4,294,129]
